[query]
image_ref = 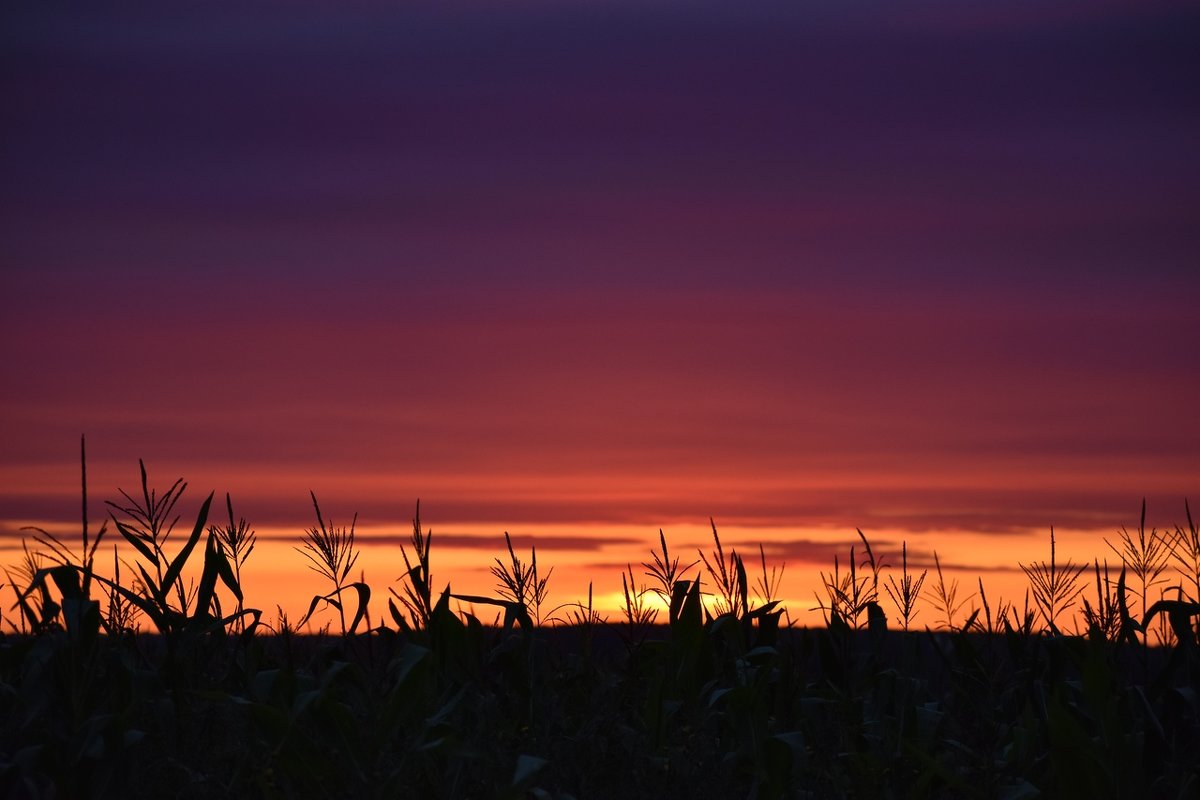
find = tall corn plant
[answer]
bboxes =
[620,563,659,641]
[1171,500,1199,603]
[297,492,369,637]
[5,542,55,633]
[971,578,1012,635]
[490,531,553,626]
[753,543,785,607]
[1172,500,1200,640]
[1020,528,1086,635]
[884,541,926,631]
[106,460,193,614]
[929,551,973,631]
[209,493,256,632]
[815,552,860,628]
[1080,559,1123,641]
[644,528,697,610]
[106,464,250,634]
[1003,589,1037,636]
[17,436,108,637]
[1106,500,1172,643]
[101,545,139,634]
[562,582,606,657]
[18,449,248,639]
[698,519,747,619]
[390,501,433,631]
[814,529,887,629]
[55,459,254,639]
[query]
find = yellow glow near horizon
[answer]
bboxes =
[2,517,1175,637]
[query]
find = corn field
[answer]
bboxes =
[1,451,1197,798]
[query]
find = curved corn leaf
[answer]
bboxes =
[194,535,222,620]
[160,491,213,600]
[344,581,371,635]
[115,518,157,564]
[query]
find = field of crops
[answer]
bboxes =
[2,456,1198,798]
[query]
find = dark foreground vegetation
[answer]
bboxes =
[2,447,1198,798]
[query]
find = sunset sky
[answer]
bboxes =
[3,1,1198,624]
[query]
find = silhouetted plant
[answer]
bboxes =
[297,491,369,636]
[619,562,658,640]
[644,528,697,609]
[929,551,973,631]
[855,528,886,598]
[270,604,295,636]
[26,520,108,600]
[106,460,192,613]
[101,544,139,634]
[391,501,434,631]
[1080,559,1123,641]
[752,543,785,607]
[1001,589,1037,636]
[563,581,605,625]
[4,541,53,633]
[815,545,875,629]
[18,437,107,631]
[95,461,227,635]
[209,492,255,631]
[970,577,1012,635]
[884,541,926,631]
[491,531,553,626]
[1171,499,1199,603]
[17,448,259,645]
[561,581,606,657]
[698,519,747,618]
[1020,527,1086,634]
[1171,500,1200,641]
[1106,500,1172,643]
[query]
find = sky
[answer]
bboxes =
[2,0,1198,625]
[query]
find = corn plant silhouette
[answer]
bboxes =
[489,531,552,627]
[209,493,256,632]
[1106,500,1172,643]
[813,529,889,630]
[99,460,238,638]
[1172,500,1199,604]
[106,460,193,615]
[16,445,257,644]
[1172,500,1200,641]
[390,501,433,631]
[619,563,658,642]
[1108,500,1172,607]
[16,437,110,638]
[1003,589,1038,636]
[753,542,786,607]
[101,544,139,635]
[1020,528,1086,635]
[1081,559,1124,641]
[4,541,54,633]
[883,541,926,631]
[297,492,369,636]
[561,582,606,657]
[22,437,108,610]
[929,551,973,631]
[644,528,697,610]
[977,577,1014,635]
[698,519,747,618]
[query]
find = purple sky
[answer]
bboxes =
[2,1,1198,579]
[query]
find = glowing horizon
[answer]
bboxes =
[4,452,1194,634]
